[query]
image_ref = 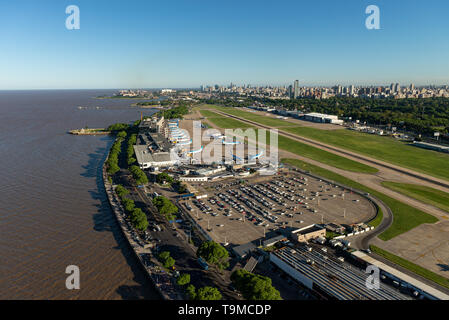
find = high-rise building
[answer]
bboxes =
[288,85,293,99]
[337,85,342,95]
[410,83,415,91]
[350,85,355,95]
[294,80,299,99]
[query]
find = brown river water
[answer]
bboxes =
[0,90,160,299]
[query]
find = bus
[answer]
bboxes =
[197,257,209,270]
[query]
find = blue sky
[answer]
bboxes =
[0,0,448,89]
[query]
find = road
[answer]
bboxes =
[118,169,241,300]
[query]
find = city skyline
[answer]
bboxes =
[1,0,449,89]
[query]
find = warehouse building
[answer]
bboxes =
[232,242,257,259]
[270,247,410,300]
[133,145,177,169]
[291,224,326,243]
[303,113,344,125]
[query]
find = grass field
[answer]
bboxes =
[200,109,377,174]
[281,158,438,239]
[370,245,449,290]
[283,126,449,182]
[203,104,449,182]
[199,109,254,129]
[276,134,377,173]
[382,182,449,213]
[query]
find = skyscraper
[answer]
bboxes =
[294,80,299,99]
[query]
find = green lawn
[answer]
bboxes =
[382,182,449,213]
[276,134,377,174]
[283,126,449,182]
[199,110,254,129]
[282,158,438,239]
[204,104,449,182]
[370,245,449,290]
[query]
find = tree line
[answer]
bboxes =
[200,96,449,135]
[115,185,149,231]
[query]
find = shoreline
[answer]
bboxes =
[101,146,182,300]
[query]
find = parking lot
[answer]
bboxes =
[181,171,376,246]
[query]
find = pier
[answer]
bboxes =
[69,128,110,135]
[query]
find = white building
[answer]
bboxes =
[303,113,344,125]
[179,176,208,182]
[133,145,177,169]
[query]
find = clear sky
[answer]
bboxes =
[1,0,448,89]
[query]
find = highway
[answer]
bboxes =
[117,169,240,300]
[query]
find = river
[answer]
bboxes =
[0,90,160,299]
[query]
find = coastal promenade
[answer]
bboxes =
[102,164,183,300]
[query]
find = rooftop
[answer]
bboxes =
[293,224,325,235]
[133,145,173,164]
[272,247,411,300]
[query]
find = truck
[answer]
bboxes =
[197,257,209,270]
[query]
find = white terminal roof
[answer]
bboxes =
[133,145,172,164]
[305,112,339,119]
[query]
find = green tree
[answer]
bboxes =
[196,286,222,300]
[186,284,196,300]
[158,251,170,261]
[115,185,129,198]
[157,172,174,184]
[117,130,127,139]
[129,165,148,185]
[129,208,148,231]
[176,273,191,286]
[163,256,175,269]
[121,198,135,213]
[197,241,229,269]
[231,269,282,300]
[152,196,178,220]
[107,123,130,132]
